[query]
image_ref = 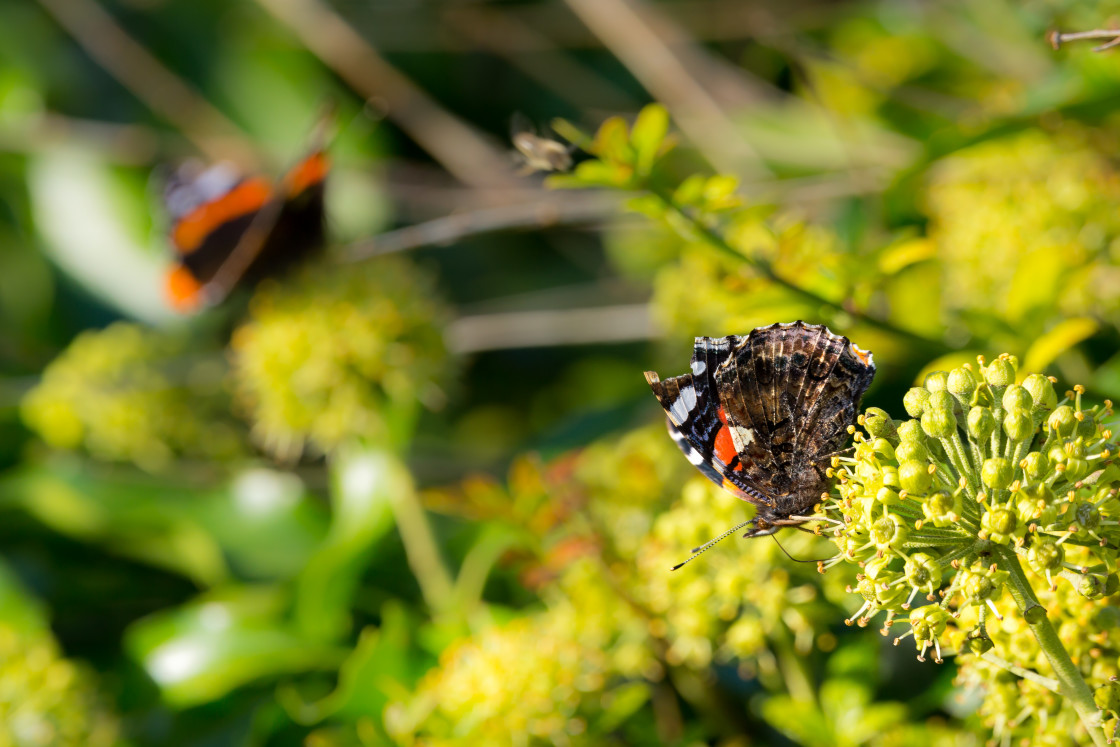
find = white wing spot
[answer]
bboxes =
[685,446,705,465]
[669,385,697,424]
[691,359,707,375]
[729,425,755,452]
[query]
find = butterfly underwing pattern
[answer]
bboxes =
[645,322,876,556]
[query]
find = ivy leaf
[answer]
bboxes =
[1022,317,1098,375]
[630,104,669,178]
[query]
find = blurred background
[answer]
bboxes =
[3,0,1120,744]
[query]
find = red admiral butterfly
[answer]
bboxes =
[163,149,329,312]
[645,322,875,568]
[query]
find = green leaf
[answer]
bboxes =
[293,448,400,641]
[1022,317,1098,375]
[592,116,633,165]
[0,560,48,635]
[126,586,344,708]
[279,600,417,728]
[629,104,669,177]
[3,463,229,586]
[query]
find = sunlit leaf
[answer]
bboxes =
[126,586,344,708]
[1022,317,1098,375]
[629,104,669,178]
[293,448,400,641]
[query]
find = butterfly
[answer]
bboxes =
[645,322,875,568]
[163,146,329,312]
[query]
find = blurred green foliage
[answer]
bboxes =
[5,0,1120,744]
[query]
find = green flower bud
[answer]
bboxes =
[899,460,933,495]
[863,554,900,582]
[1021,373,1057,414]
[904,552,943,594]
[880,465,901,491]
[1078,573,1106,599]
[870,514,908,550]
[1095,683,1120,713]
[1065,457,1090,482]
[1002,409,1033,443]
[1074,501,1101,532]
[923,371,949,393]
[980,507,1017,544]
[1001,385,1032,413]
[967,407,996,441]
[875,487,901,507]
[966,635,994,655]
[909,605,950,644]
[947,367,978,405]
[871,438,896,462]
[1016,483,1058,526]
[984,357,1016,389]
[1048,406,1076,437]
[836,526,876,562]
[894,440,930,463]
[904,387,931,418]
[1077,413,1099,440]
[1027,540,1064,574]
[1021,451,1048,481]
[981,458,1013,490]
[897,419,925,444]
[863,408,898,441]
[921,408,956,439]
[960,567,1003,603]
[922,491,962,527]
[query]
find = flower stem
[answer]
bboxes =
[993,544,1106,746]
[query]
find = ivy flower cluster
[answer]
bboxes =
[230,258,452,458]
[823,353,1118,743]
[0,624,118,746]
[20,322,240,471]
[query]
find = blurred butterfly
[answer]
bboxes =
[162,121,331,312]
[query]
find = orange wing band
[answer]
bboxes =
[165,265,205,313]
[171,177,272,253]
[284,152,329,197]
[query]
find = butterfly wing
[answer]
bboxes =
[714,322,875,514]
[645,336,773,506]
[163,151,329,312]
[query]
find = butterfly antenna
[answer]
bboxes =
[670,520,754,571]
[769,533,834,564]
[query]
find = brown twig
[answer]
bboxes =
[339,192,621,261]
[446,304,658,353]
[36,0,247,162]
[252,0,519,189]
[1049,28,1120,52]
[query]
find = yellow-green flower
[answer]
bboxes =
[0,625,118,746]
[20,322,240,471]
[230,258,451,458]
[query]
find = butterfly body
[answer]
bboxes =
[646,322,875,538]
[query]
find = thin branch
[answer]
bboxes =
[252,0,519,189]
[1049,28,1120,52]
[339,192,621,261]
[36,0,247,162]
[446,304,658,353]
[563,0,771,178]
[651,188,950,352]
